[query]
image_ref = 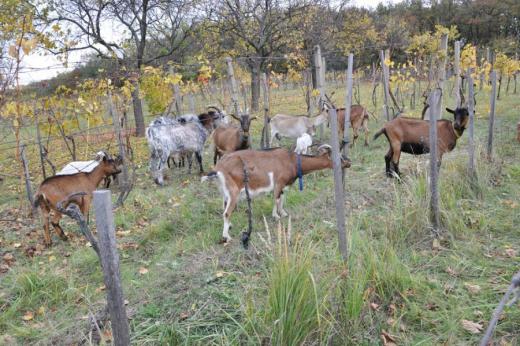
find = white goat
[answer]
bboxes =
[269,110,328,146]
[294,133,313,155]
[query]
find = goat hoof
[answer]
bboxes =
[60,234,69,241]
[219,237,231,244]
[281,210,289,217]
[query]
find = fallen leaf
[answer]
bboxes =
[95,285,106,293]
[381,330,397,346]
[216,271,224,278]
[13,243,21,248]
[102,329,112,340]
[504,248,517,258]
[461,319,483,334]
[425,302,439,311]
[464,283,481,294]
[432,238,440,250]
[48,255,56,262]
[138,267,149,275]
[3,253,14,264]
[446,267,459,277]
[22,311,34,321]
[370,302,380,311]
[0,264,9,273]
[179,311,190,321]
[37,306,45,315]
[124,299,129,305]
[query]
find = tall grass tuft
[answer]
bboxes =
[264,224,323,346]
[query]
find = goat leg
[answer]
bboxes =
[51,212,68,241]
[195,152,204,174]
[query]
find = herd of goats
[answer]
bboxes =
[31,99,471,245]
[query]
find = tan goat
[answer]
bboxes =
[33,156,122,246]
[202,145,351,242]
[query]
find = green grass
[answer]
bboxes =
[1,79,520,345]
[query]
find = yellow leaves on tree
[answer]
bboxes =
[141,66,176,114]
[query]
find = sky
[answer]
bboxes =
[19,0,401,85]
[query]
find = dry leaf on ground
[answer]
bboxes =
[461,319,483,334]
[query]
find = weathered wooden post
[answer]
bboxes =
[487,70,497,160]
[108,90,130,206]
[438,34,448,117]
[261,72,270,148]
[328,108,348,262]
[314,45,325,138]
[429,88,442,234]
[169,66,183,115]
[454,40,462,108]
[34,109,47,179]
[20,144,37,216]
[188,93,195,114]
[342,53,354,162]
[93,190,130,346]
[380,50,391,121]
[467,72,476,176]
[225,57,240,116]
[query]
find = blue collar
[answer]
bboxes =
[297,154,303,191]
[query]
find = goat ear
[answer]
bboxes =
[446,108,454,114]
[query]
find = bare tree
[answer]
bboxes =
[41,0,197,136]
[210,0,308,111]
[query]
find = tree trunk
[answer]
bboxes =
[131,80,145,137]
[250,62,261,112]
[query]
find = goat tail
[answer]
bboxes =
[201,171,218,183]
[373,127,386,141]
[33,191,44,208]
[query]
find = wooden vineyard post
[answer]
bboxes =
[93,190,130,346]
[467,72,476,178]
[438,33,448,117]
[314,45,324,138]
[380,50,391,121]
[34,108,47,179]
[487,70,497,161]
[261,72,270,148]
[225,57,240,116]
[20,144,37,217]
[454,41,462,108]
[343,53,353,162]
[108,90,130,206]
[188,93,195,114]
[328,108,348,262]
[429,88,442,234]
[169,66,183,115]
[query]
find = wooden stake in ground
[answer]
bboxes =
[342,53,353,162]
[380,50,391,121]
[169,66,183,115]
[34,109,47,179]
[20,144,37,217]
[428,88,442,234]
[314,45,325,138]
[328,108,348,262]
[260,72,270,148]
[454,41,462,108]
[487,70,497,160]
[108,90,130,207]
[467,72,477,178]
[225,57,240,116]
[93,190,130,346]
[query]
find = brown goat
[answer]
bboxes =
[332,105,370,146]
[373,107,469,177]
[33,156,123,246]
[212,114,256,164]
[202,145,351,241]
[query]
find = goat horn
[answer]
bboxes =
[207,105,223,114]
[230,113,240,121]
